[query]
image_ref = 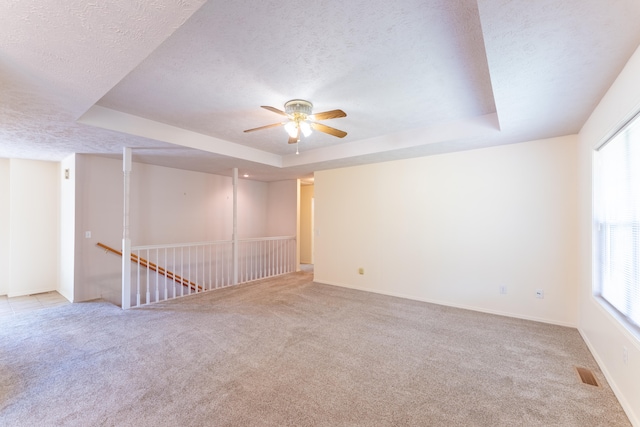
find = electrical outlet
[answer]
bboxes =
[499,285,507,294]
[535,289,544,299]
[358,268,364,275]
[85,231,91,239]
[623,346,628,365]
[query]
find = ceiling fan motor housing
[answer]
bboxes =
[285,99,313,119]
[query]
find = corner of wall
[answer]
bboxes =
[59,153,76,302]
[0,158,10,296]
[577,44,640,426]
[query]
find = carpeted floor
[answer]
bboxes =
[0,271,631,426]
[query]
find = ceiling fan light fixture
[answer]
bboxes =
[244,99,346,143]
[284,121,298,138]
[299,121,312,137]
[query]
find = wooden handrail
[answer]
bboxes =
[97,242,203,292]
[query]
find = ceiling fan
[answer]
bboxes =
[244,99,347,144]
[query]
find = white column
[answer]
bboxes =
[122,147,132,309]
[232,167,238,285]
[296,179,301,271]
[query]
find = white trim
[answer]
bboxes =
[578,328,639,427]
[592,295,640,350]
[314,279,578,328]
[594,104,640,151]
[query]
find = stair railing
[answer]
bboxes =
[97,243,202,292]
[98,236,296,308]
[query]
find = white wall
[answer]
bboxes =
[315,135,579,327]
[8,159,60,297]
[59,154,75,301]
[74,155,123,303]
[266,180,297,237]
[578,44,640,425]
[0,158,10,295]
[131,162,236,244]
[74,155,274,304]
[238,178,268,238]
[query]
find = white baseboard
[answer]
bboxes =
[313,279,577,328]
[7,287,57,298]
[578,329,639,427]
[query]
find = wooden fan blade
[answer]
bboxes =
[310,122,347,138]
[310,109,347,121]
[288,126,301,144]
[244,122,285,133]
[261,106,288,116]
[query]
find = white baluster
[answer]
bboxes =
[136,250,141,307]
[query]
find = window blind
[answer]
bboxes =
[594,113,640,330]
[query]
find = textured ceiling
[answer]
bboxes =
[1,0,640,181]
[96,0,496,155]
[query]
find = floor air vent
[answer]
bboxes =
[576,367,599,387]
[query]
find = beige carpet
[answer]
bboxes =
[0,271,631,426]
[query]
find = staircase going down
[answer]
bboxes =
[97,242,203,292]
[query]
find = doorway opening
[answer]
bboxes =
[299,178,314,272]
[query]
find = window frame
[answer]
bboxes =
[592,109,640,339]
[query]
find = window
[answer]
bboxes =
[594,111,640,332]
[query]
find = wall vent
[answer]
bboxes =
[575,367,599,387]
